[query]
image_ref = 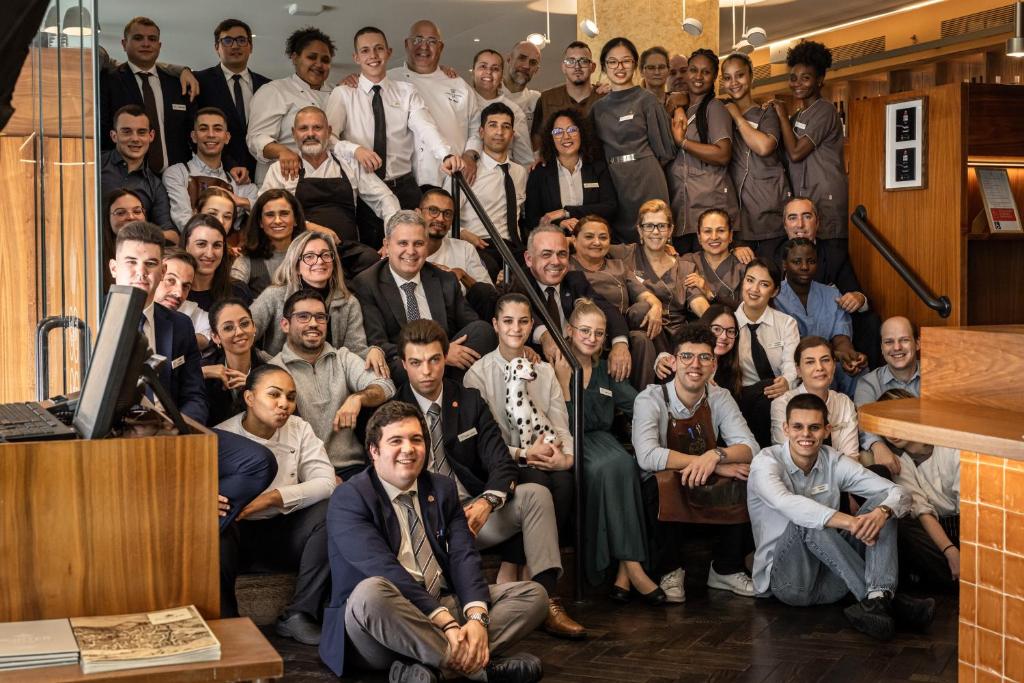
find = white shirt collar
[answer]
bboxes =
[189,154,224,174]
[358,73,388,94]
[481,152,510,172]
[736,304,774,327]
[221,64,251,86]
[379,476,417,503]
[390,266,424,289]
[410,386,443,416]
[557,158,583,174]
[129,62,157,77]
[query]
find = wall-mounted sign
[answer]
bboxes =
[976,167,1023,233]
[884,97,927,191]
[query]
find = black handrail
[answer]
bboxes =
[851,205,952,318]
[450,171,587,602]
[36,315,92,401]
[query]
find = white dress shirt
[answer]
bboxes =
[221,64,254,121]
[259,141,400,225]
[163,154,260,229]
[141,302,157,354]
[465,92,535,167]
[734,305,800,388]
[770,386,860,459]
[129,62,168,171]
[446,152,526,242]
[390,267,432,320]
[895,446,959,519]
[556,158,584,208]
[246,74,332,182]
[425,237,493,289]
[325,75,452,182]
[387,66,476,186]
[503,87,541,131]
[215,413,336,521]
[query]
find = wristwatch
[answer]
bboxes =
[877,505,893,519]
[714,447,727,463]
[466,611,490,628]
[481,493,502,511]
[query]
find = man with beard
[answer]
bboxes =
[153,249,212,351]
[530,42,604,150]
[419,186,493,291]
[502,41,542,131]
[268,289,395,481]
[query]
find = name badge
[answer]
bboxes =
[599,387,613,397]
[171,355,185,369]
[810,484,829,495]
[618,113,634,122]
[768,340,784,349]
[583,182,600,189]
[794,121,807,130]
[457,428,478,442]
[172,103,187,112]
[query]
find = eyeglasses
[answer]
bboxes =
[218,36,250,47]
[571,325,606,340]
[605,57,635,69]
[643,64,669,72]
[423,205,454,220]
[677,351,715,365]
[218,318,254,334]
[710,324,737,339]
[111,207,145,219]
[410,36,440,48]
[639,222,670,233]
[563,57,592,68]
[300,250,334,266]
[551,126,580,138]
[289,311,328,324]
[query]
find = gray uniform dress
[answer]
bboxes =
[730,105,789,241]
[590,87,676,243]
[787,99,848,239]
[679,251,745,311]
[669,93,739,236]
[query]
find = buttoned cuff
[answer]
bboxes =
[611,335,628,347]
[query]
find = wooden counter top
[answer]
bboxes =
[859,398,1024,461]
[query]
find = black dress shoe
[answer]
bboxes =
[389,660,438,683]
[892,593,935,631]
[274,612,321,646]
[639,586,667,606]
[485,653,543,683]
[608,584,631,603]
[843,597,895,640]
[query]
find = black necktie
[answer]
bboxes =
[137,72,164,172]
[499,162,518,243]
[545,286,562,333]
[371,84,387,180]
[231,74,247,129]
[747,323,775,382]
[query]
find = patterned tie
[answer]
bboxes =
[136,72,164,172]
[499,162,519,243]
[370,84,387,180]
[397,492,442,598]
[427,403,454,479]
[747,323,776,382]
[231,74,247,129]
[400,281,421,321]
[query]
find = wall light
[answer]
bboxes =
[580,0,599,38]
[681,0,703,36]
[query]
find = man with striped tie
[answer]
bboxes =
[320,400,547,683]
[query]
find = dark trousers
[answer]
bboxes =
[898,514,959,591]
[853,308,883,370]
[356,174,422,249]
[335,462,367,483]
[478,239,526,283]
[499,467,574,566]
[640,476,751,578]
[214,429,278,532]
[737,382,772,450]
[220,499,330,619]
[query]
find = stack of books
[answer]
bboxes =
[0,618,79,671]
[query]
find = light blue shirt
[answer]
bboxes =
[854,363,921,449]
[775,280,852,341]
[747,442,911,596]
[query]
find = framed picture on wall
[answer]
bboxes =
[884,96,927,191]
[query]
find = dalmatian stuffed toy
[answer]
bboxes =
[504,356,558,448]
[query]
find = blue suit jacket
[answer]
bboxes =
[193,65,270,176]
[319,468,490,676]
[152,303,209,424]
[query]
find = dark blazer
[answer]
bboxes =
[193,65,270,176]
[351,261,482,370]
[523,158,618,232]
[397,379,517,499]
[320,468,490,676]
[100,63,194,167]
[152,303,209,424]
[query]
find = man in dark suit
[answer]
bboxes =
[193,19,270,177]
[351,210,497,384]
[100,16,193,172]
[396,319,585,639]
[109,220,276,530]
[320,400,546,682]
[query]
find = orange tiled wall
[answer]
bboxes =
[959,451,1024,682]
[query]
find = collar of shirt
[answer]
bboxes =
[877,362,921,387]
[480,152,510,172]
[221,64,251,87]
[665,380,708,418]
[411,386,444,417]
[129,62,157,78]
[288,72,327,94]
[390,266,424,291]
[557,158,583,176]
[301,154,335,175]
[358,73,389,95]
[142,302,156,348]
[279,338,338,366]
[379,477,417,503]
[781,440,827,477]
[736,304,775,328]
[188,154,226,176]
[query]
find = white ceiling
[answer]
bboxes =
[94,0,926,90]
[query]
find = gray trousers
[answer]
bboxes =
[472,483,562,578]
[344,577,548,673]
[769,499,899,606]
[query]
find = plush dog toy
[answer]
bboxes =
[504,356,557,448]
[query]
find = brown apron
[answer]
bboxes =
[655,383,750,524]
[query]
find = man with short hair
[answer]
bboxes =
[100,105,176,242]
[748,392,934,640]
[269,289,395,481]
[531,41,604,150]
[502,41,542,132]
[632,324,760,602]
[854,316,922,476]
[465,49,534,168]
[100,16,193,172]
[397,319,586,639]
[154,249,212,350]
[419,186,494,297]
[163,107,259,230]
[194,19,271,178]
[319,401,546,682]
[667,54,688,95]
[352,211,497,384]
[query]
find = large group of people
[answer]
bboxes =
[100,15,959,683]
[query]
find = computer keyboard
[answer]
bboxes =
[0,402,78,442]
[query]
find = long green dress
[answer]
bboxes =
[568,359,649,586]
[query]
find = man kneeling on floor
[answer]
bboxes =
[319,401,547,682]
[747,393,935,639]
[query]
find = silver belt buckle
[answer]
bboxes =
[611,153,637,164]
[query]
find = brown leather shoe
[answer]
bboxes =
[543,598,587,639]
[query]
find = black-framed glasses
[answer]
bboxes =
[639,222,670,233]
[563,57,592,68]
[218,36,250,47]
[605,57,635,69]
[423,206,454,220]
[289,311,328,324]
[551,126,580,138]
[300,251,334,266]
[677,351,715,365]
[710,324,737,339]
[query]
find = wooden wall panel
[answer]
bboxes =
[966,84,1024,157]
[966,240,1024,325]
[847,83,966,326]
[920,325,1024,408]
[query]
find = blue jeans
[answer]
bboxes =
[769,497,898,605]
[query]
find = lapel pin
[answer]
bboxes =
[452,401,458,408]
[427,495,435,503]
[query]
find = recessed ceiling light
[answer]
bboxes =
[473,38,480,42]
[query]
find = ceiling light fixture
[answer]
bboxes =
[41,5,59,34]
[62,6,93,37]
[741,0,767,48]
[1008,1,1024,58]
[579,0,599,38]
[528,0,551,48]
[681,0,703,36]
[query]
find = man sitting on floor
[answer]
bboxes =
[747,393,935,640]
[320,401,547,683]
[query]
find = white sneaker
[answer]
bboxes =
[658,568,686,603]
[707,566,756,597]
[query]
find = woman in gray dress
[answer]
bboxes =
[720,53,789,260]
[668,49,739,255]
[590,37,676,244]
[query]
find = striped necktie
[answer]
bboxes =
[427,403,454,479]
[396,492,442,598]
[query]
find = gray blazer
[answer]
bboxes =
[250,284,370,358]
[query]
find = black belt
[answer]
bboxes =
[383,172,414,189]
